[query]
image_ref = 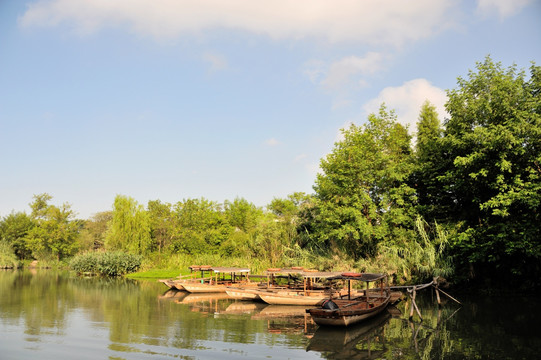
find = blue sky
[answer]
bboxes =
[1,0,540,219]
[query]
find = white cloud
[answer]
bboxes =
[321,52,385,91]
[265,138,280,146]
[19,0,456,46]
[202,52,228,73]
[476,0,532,19]
[363,79,448,134]
[303,52,388,110]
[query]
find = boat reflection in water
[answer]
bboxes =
[223,301,268,315]
[251,304,318,335]
[306,311,391,359]
[157,289,189,302]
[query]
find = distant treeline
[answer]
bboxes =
[1,57,540,290]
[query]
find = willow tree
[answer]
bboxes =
[106,195,152,255]
[308,105,417,259]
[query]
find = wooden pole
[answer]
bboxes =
[435,286,462,305]
[412,288,423,321]
[409,292,414,319]
[408,286,423,321]
[435,286,441,306]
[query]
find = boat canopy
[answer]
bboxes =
[327,273,387,282]
[210,267,251,273]
[263,269,343,278]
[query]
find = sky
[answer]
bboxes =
[1,0,540,219]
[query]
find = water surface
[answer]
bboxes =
[0,270,539,359]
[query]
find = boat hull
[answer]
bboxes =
[225,287,261,300]
[308,296,390,326]
[182,283,228,293]
[258,292,327,306]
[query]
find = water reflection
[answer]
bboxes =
[2,269,541,360]
[307,312,391,359]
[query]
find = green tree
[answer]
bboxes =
[268,192,310,248]
[106,195,152,255]
[77,211,112,252]
[170,198,231,255]
[413,101,447,219]
[437,57,541,284]
[147,200,173,253]
[251,213,289,266]
[0,212,34,259]
[309,105,417,259]
[25,194,79,261]
[224,198,262,233]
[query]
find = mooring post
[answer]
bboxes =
[408,286,423,321]
[434,278,442,306]
[409,288,415,319]
[413,287,423,321]
[437,287,462,305]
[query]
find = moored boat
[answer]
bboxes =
[158,265,214,290]
[225,286,263,300]
[306,273,391,327]
[258,290,329,306]
[182,267,252,293]
[254,271,348,305]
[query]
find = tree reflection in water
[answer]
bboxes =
[2,270,540,359]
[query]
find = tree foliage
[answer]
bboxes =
[0,212,34,259]
[306,105,417,259]
[24,194,79,261]
[147,200,173,253]
[170,198,232,255]
[424,57,541,284]
[106,195,152,255]
[78,211,112,252]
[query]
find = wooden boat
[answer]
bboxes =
[250,270,343,305]
[158,279,180,289]
[306,273,391,327]
[182,267,252,293]
[306,311,391,357]
[258,289,330,306]
[158,265,215,290]
[225,286,264,300]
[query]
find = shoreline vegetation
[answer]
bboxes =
[1,57,540,293]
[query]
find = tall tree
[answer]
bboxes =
[24,194,79,261]
[438,57,541,284]
[309,105,416,259]
[413,101,446,218]
[170,198,231,255]
[224,198,262,233]
[147,200,173,253]
[106,195,152,255]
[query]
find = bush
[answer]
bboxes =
[0,240,19,269]
[70,251,142,276]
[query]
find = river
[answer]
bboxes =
[0,270,539,359]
